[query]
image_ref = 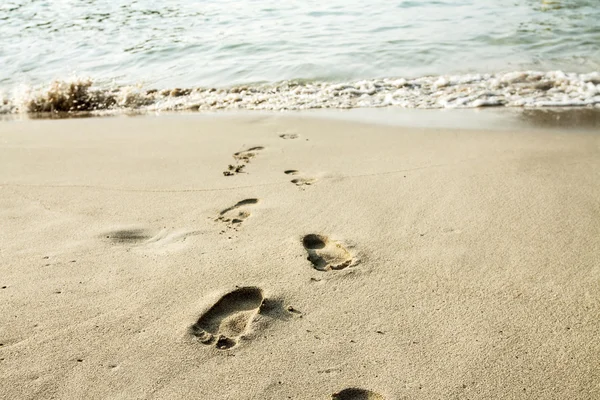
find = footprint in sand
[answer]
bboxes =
[223,164,246,176]
[223,146,265,176]
[279,133,299,140]
[284,170,317,187]
[217,198,259,230]
[189,286,264,350]
[102,227,197,252]
[103,228,155,244]
[291,177,317,187]
[302,234,353,271]
[234,146,264,163]
[332,388,386,400]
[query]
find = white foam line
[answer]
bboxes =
[1,71,599,115]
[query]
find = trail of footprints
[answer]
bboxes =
[211,134,373,396]
[280,132,318,187]
[97,132,382,398]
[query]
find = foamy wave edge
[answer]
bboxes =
[1,71,599,115]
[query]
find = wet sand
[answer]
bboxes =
[0,114,599,399]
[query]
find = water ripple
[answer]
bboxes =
[0,0,598,94]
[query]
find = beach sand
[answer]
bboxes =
[0,114,598,399]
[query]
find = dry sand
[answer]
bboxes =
[0,114,598,399]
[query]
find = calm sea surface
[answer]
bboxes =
[1,0,599,113]
[2,0,599,89]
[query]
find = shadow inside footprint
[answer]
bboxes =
[302,234,353,271]
[332,388,386,400]
[103,228,155,244]
[102,227,198,254]
[190,287,264,350]
[220,198,259,214]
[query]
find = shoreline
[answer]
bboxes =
[2,106,600,133]
[1,114,599,399]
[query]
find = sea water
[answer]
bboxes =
[1,0,598,114]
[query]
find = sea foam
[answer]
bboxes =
[1,71,599,116]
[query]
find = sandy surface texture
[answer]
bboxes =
[0,114,599,399]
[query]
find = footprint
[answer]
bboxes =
[302,234,353,271]
[223,146,264,176]
[101,227,198,253]
[189,287,264,350]
[291,177,317,187]
[233,146,264,163]
[284,170,316,187]
[332,388,386,400]
[223,164,246,176]
[103,228,155,244]
[279,133,298,140]
[217,198,259,230]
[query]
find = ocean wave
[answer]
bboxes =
[1,71,599,116]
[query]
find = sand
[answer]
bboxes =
[0,113,598,399]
